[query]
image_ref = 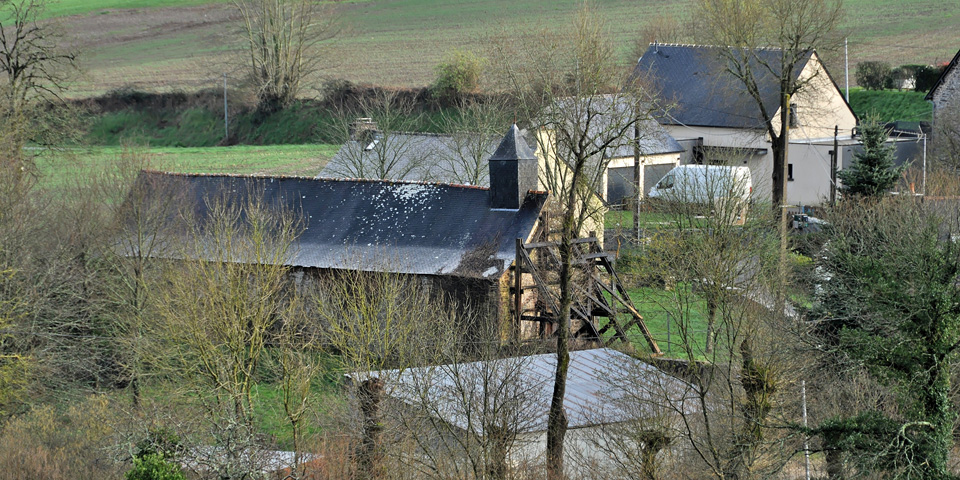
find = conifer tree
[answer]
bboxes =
[839,120,905,198]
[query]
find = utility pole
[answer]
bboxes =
[831,125,838,206]
[633,119,641,242]
[922,133,927,195]
[223,73,229,143]
[845,38,850,103]
[803,380,810,480]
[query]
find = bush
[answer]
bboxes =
[431,50,483,103]
[855,61,892,90]
[915,64,945,92]
[125,454,185,480]
[0,396,124,479]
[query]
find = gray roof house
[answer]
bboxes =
[124,125,548,340]
[323,112,684,207]
[632,43,858,206]
[634,44,818,129]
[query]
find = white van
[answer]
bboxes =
[648,165,752,223]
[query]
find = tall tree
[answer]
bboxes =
[810,198,960,479]
[234,0,338,112]
[0,0,80,180]
[488,3,655,476]
[693,0,843,238]
[326,90,428,181]
[838,119,904,198]
[152,184,302,429]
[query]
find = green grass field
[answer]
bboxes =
[36,144,338,189]
[38,0,228,18]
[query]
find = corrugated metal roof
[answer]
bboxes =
[633,44,813,129]
[126,171,547,279]
[353,348,697,434]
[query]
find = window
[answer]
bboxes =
[658,174,675,189]
[789,103,798,128]
[788,163,794,181]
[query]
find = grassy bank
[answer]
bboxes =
[848,87,932,123]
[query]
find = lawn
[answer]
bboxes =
[35,144,338,190]
[623,284,713,359]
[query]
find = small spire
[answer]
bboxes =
[490,124,537,162]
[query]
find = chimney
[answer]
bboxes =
[489,124,538,210]
[349,117,378,143]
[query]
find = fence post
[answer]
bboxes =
[666,313,671,354]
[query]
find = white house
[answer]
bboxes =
[634,44,859,207]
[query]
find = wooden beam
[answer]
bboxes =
[514,238,523,339]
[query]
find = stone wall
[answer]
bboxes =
[933,64,960,118]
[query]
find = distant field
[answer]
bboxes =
[37,144,337,189]
[46,0,960,95]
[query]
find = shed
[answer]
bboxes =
[349,348,696,473]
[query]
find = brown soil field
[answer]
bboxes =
[56,1,960,97]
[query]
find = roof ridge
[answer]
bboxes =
[141,169,492,191]
[649,42,793,52]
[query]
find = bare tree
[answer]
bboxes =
[693,0,843,211]
[151,182,302,419]
[326,90,430,181]
[0,0,81,182]
[435,97,512,186]
[316,267,455,479]
[234,0,338,112]
[389,318,542,480]
[487,4,657,477]
[0,268,28,418]
[98,149,189,409]
[636,186,805,478]
[692,0,844,291]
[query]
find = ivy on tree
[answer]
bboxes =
[810,200,960,479]
[838,120,905,198]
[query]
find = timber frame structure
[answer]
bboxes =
[510,220,662,355]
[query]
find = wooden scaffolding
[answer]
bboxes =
[510,233,662,355]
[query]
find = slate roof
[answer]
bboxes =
[550,95,685,159]
[490,124,538,162]
[126,171,547,279]
[320,132,508,186]
[632,44,814,129]
[925,48,960,101]
[351,348,697,434]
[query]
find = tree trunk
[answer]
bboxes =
[825,449,843,479]
[773,94,791,316]
[486,424,510,480]
[639,431,671,480]
[706,295,717,354]
[358,378,385,479]
[546,233,571,479]
[547,175,580,480]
